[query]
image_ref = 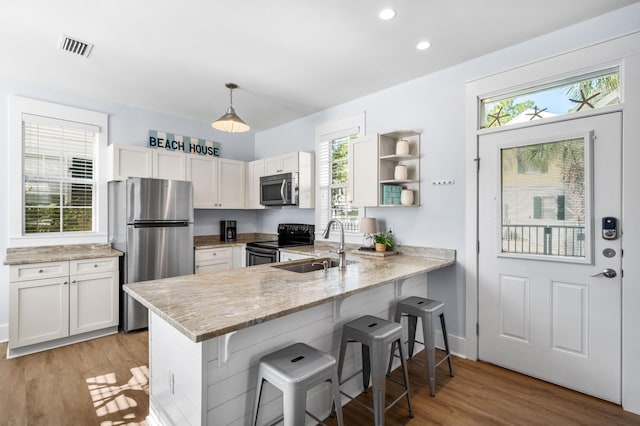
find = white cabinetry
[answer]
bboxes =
[8,257,119,352]
[69,258,119,335]
[107,144,153,180]
[107,144,187,181]
[217,158,246,209]
[195,248,232,273]
[188,156,216,208]
[378,131,420,207]
[232,245,246,268]
[265,152,299,174]
[195,246,246,273]
[246,159,266,209]
[187,157,246,209]
[348,131,420,207]
[152,150,188,180]
[348,135,378,207]
[263,151,314,208]
[279,251,314,262]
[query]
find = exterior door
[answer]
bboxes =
[478,113,622,403]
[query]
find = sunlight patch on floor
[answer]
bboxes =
[86,365,149,426]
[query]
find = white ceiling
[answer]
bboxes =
[1,0,638,132]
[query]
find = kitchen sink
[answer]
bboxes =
[272,259,340,273]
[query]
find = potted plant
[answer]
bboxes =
[373,228,395,252]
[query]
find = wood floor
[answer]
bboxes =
[1,332,639,425]
[0,331,149,426]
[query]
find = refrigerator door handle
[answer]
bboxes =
[133,220,190,228]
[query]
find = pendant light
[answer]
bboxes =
[211,83,250,132]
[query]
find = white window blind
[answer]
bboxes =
[22,115,97,234]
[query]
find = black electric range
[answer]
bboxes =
[246,223,315,265]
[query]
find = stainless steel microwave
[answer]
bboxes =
[260,172,298,206]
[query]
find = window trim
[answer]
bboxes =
[8,96,109,247]
[314,112,366,243]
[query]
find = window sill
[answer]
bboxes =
[8,232,108,249]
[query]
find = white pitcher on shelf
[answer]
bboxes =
[394,165,408,180]
[396,139,409,156]
[401,189,414,205]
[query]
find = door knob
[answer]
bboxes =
[590,268,617,278]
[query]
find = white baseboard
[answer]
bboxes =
[0,323,8,343]
[436,331,467,359]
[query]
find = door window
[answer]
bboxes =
[500,135,590,259]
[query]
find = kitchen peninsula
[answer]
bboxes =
[125,247,454,426]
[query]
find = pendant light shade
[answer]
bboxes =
[212,83,250,133]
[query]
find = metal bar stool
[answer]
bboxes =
[336,315,413,426]
[252,342,344,426]
[393,296,454,396]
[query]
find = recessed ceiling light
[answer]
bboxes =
[416,40,431,51]
[379,8,396,20]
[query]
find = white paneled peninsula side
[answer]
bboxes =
[124,247,454,425]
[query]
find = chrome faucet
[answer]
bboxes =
[322,219,346,269]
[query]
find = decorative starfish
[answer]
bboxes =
[569,89,601,111]
[487,106,508,127]
[526,106,548,120]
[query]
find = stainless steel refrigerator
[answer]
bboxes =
[109,177,194,332]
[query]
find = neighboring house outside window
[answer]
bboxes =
[8,96,109,247]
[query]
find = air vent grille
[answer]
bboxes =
[58,34,94,58]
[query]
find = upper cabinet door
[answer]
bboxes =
[349,136,378,207]
[280,152,299,173]
[265,152,299,175]
[247,159,266,209]
[217,159,246,209]
[153,150,187,180]
[187,156,216,208]
[107,144,153,181]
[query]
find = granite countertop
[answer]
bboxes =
[124,248,455,343]
[194,233,275,249]
[4,243,123,265]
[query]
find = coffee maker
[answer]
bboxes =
[220,220,237,242]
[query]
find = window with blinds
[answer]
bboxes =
[23,115,96,234]
[317,135,360,233]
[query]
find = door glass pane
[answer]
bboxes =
[501,137,586,258]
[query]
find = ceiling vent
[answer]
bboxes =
[57,34,94,58]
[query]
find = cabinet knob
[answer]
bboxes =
[72,280,77,284]
[64,281,68,285]
[212,253,217,256]
[39,269,43,273]
[94,264,98,268]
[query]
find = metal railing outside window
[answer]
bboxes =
[502,224,585,257]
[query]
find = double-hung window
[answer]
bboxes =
[315,113,365,237]
[23,115,96,234]
[8,96,109,246]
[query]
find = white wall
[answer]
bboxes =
[0,80,256,339]
[253,3,640,342]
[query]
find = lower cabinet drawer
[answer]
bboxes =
[10,261,69,282]
[195,259,232,274]
[195,247,232,262]
[70,257,119,274]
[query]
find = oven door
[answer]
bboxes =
[246,246,279,266]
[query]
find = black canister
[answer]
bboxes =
[220,220,237,242]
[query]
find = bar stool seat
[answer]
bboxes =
[336,315,413,426]
[253,342,344,426]
[394,296,454,396]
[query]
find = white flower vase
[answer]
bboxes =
[401,189,414,206]
[396,140,409,156]
[394,165,408,180]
